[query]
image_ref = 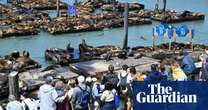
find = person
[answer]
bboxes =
[67,79,76,99]
[85,77,93,110]
[117,64,131,110]
[67,79,77,110]
[161,57,173,80]
[92,74,105,110]
[71,76,90,110]
[102,65,119,89]
[171,62,187,81]
[146,64,163,82]
[0,105,4,110]
[38,76,66,110]
[100,82,116,110]
[181,51,196,80]
[160,64,168,81]
[127,66,143,110]
[20,91,39,110]
[200,58,208,81]
[129,66,144,81]
[19,80,29,96]
[55,80,71,110]
[6,95,23,110]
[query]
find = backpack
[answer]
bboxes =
[119,73,128,90]
[104,73,119,88]
[108,74,119,88]
[78,86,90,106]
[183,64,196,74]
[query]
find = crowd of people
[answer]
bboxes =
[1,50,208,110]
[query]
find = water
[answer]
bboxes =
[0,0,208,66]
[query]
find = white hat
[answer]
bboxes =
[86,77,92,83]
[205,50,208,55]
[77,76,85,83]
[92,77,97,82]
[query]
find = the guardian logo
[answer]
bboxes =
[136,83,197,103]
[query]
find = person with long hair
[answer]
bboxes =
[100,82,116,110]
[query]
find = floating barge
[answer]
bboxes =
[151,10,205,23]
[0,3,50,38]
[70,56,160,77]
[0,66,78,99]
[101,2,144,12]
[44,15,151,34]
[0,1,206,35]
[45,45,122,65]
[0,24,39,38]
[11,0,68,10]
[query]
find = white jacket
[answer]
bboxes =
[6,100,22,110]
[38,84,58,110]
[21,98,39,110]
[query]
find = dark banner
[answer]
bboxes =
[132,81,208,110]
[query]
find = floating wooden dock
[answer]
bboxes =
[151,10,205,23]
[70,57,160,76]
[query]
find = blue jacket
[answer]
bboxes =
[146,70,163,82]
[181,55,196,75]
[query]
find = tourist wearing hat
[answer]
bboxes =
[71,76,90,110]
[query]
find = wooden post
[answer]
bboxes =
[8,71,19,100]
[56,0,60,17]
[123,3,129,50]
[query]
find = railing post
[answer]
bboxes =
[8,71,19,100]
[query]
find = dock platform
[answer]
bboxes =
[70,57,160,76]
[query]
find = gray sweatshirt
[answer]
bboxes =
[71,83,90,109]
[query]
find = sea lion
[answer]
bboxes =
[140,36,147,41]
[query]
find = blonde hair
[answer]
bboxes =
[55,80,65,90]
